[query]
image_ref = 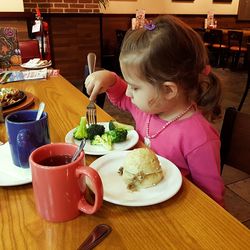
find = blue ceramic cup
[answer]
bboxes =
[5,110,50,168]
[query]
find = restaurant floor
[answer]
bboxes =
[77,67,250,229]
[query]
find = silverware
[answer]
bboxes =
[71,138,86,162]
[77,224,112,250]
[87,52,96,75]
[36,102,45,121]
[86,53,97,125]
[86,101,96,125]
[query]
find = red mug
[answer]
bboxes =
[29,143,103,222]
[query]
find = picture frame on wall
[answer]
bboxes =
[213,0,232,2]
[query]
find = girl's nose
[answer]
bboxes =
[125,86,132,98]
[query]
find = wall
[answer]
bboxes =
[0,0,24,11]
[0,0,240,14]
[23,0,100,13]
[103,0,239,15]
[44,14,102,85]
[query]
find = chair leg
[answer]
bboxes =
[238,78,250,111]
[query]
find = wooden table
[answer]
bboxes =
[1,75,249,250]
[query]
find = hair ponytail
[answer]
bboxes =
[196,71,222,122]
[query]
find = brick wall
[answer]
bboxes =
[23,0,100,14]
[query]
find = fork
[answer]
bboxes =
[86,100,96,125]
[86,52,97,125]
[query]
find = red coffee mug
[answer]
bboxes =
[29,143,103,222]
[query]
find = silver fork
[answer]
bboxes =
[86,101,96,125]
[86,52,97,125]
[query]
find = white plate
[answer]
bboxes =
[0,142,32,186]
[89,151,182,206]
[20,62,52,69]
[65,122,139,155]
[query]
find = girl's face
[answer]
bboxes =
[122,67,167,114]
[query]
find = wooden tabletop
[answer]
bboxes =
[1,75,249,249]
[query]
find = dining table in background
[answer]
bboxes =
[0,75,250,249]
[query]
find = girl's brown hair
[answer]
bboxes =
[119,15,221,121]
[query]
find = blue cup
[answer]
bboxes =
[5,110,51,168]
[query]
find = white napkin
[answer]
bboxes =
[0,142,32,186]
[23,58,51,68]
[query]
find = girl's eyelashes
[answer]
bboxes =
[127,82,139,91]
[131,86,138,91]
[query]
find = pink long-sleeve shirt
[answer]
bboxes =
[106,74,224,206]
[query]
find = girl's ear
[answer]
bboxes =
[162,82,178,100]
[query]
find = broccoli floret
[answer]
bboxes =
[101,133,112,150]
[90,135,103,146]
[107,128,128,143]
[91,133,112,150]
[73,117,88,140]
[109,120,134,131]
[87,124,105,140]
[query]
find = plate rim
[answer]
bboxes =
[65,122,139,155]
[0,172,32,187]
[0,143,32,186]
[1,89,27,110]
[89,150,183,206]
[20,61,52,69]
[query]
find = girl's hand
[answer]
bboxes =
[84,70,116,101]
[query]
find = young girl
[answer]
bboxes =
[85,15,224,206]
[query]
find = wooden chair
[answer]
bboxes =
[227,31,247,69]
[114,29,126,75]
[220,107,250,174]
[206,29,227,67]
[203,29,211,47]
[18,39,41,63]
[238,43,250,111]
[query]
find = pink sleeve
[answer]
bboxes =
[106,73,133,111]
[186,140,225,206]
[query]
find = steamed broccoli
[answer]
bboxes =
[91,133,112,150]
[73,116,88,140]
[87,124,105,140]
[109,120,134,131]
[107,128,128,143]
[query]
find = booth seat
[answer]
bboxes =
[19,39,41,63]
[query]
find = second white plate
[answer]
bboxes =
[20,62,52,69]
[65,122,139,155]
[89,150,182,206]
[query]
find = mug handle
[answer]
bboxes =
[75,166,103,214]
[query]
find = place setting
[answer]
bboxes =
[65,121,139,155]
[88,149,183,207]
[0,102,48,186]
[0,87,35,116]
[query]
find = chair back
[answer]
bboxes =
[238,43,250,110]
[228,31,243,51]
[203,30,211,45]
[19,39,41,63]
[115,29,126,53]
[220,107,250,174]
[209,29,224,47]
